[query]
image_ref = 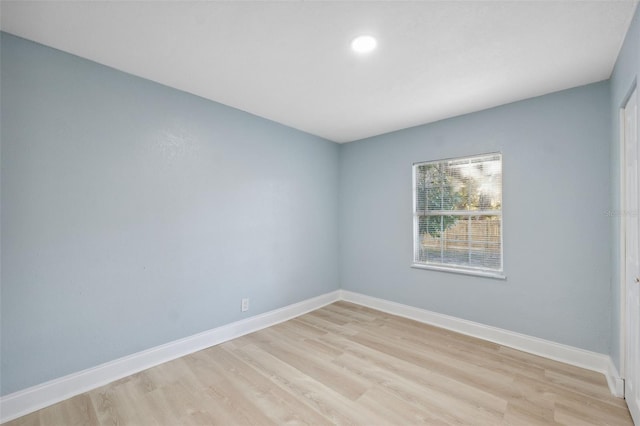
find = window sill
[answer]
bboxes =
[411,263,506,280]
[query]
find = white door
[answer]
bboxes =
[624,86,640,424]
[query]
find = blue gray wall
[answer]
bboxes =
[0,33,340,395]
[339,81,612,354]
[609,5,640,372]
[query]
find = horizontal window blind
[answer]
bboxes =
[413,153,503,273]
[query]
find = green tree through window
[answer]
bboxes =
[415,164,461,238]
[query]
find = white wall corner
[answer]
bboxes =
[605,357,625,398]
[339,290,622,397]
[0,290,341,424]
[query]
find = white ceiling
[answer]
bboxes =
[1,1,637,143]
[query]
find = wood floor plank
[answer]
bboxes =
[245,329,370,401]
[356,385,453,425]
[3,302,633,425]
[201,345,330,425]
[324,337,509,416]
[332,351,506,425]
[232,344,382,425]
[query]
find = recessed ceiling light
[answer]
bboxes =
[351,35,377,54]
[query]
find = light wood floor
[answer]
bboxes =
[4,302,633,425]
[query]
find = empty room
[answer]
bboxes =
[2,1,640,425]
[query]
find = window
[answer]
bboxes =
[412,153,503,278]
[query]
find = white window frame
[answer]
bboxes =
[411,153,505,279]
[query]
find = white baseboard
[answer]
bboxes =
[606,358,625,398]
[339,290,624,399]
[1,289,624,423]
[0,290,340,424]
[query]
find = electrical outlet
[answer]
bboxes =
[241,298,249,312]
